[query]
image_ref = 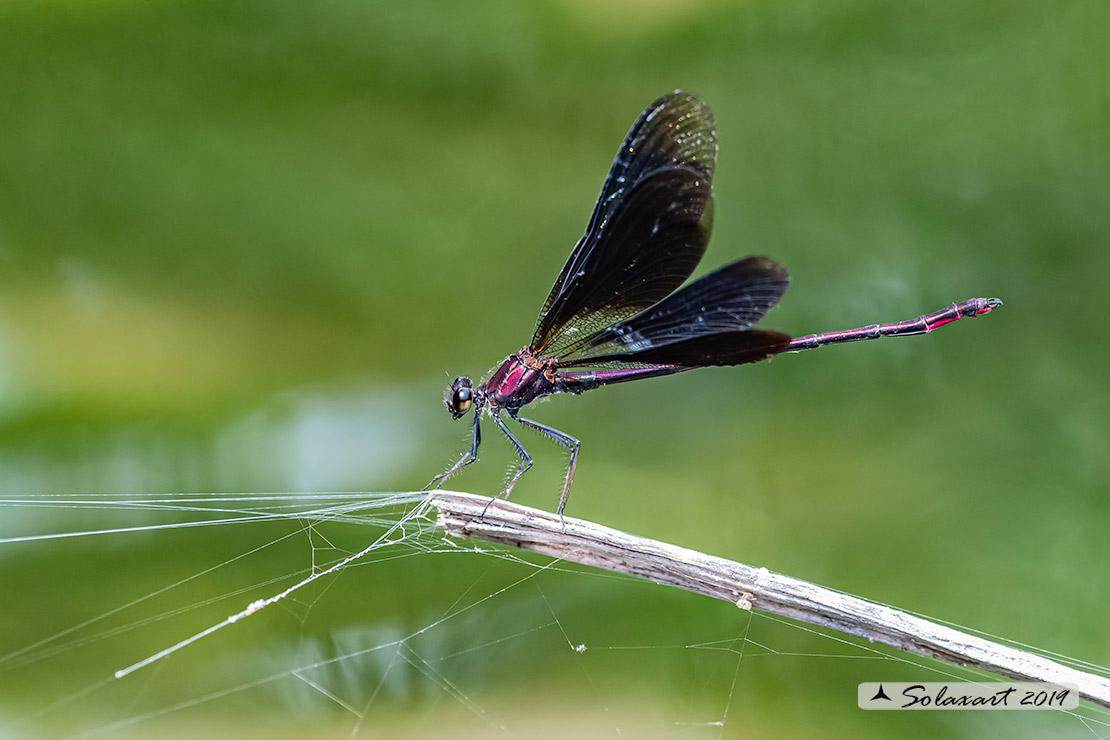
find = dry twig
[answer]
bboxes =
[431,490,1110,708]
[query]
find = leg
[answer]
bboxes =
[424,408,481,490]
[509,410,581,517]
[488,411,533,513]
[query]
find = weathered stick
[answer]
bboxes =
[431,490,1110,708]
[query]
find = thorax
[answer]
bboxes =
[484,347,557,410]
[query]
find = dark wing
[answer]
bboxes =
[563,330,789,371]
[556,256,792,367]
[530,91,718,357]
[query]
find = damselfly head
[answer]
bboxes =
[445,376,474,419]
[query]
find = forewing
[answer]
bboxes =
[530,92,718,356]
[557,256,791,365]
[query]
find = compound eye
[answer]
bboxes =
[445,376,474,419]
[452,387,472,414]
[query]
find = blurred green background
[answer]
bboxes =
[1,0,1108,737]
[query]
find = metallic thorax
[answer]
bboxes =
[484,347,558,411]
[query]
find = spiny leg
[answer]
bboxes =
[508,410,581,517]
[487,410,533,515]
[424,408,482,491]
